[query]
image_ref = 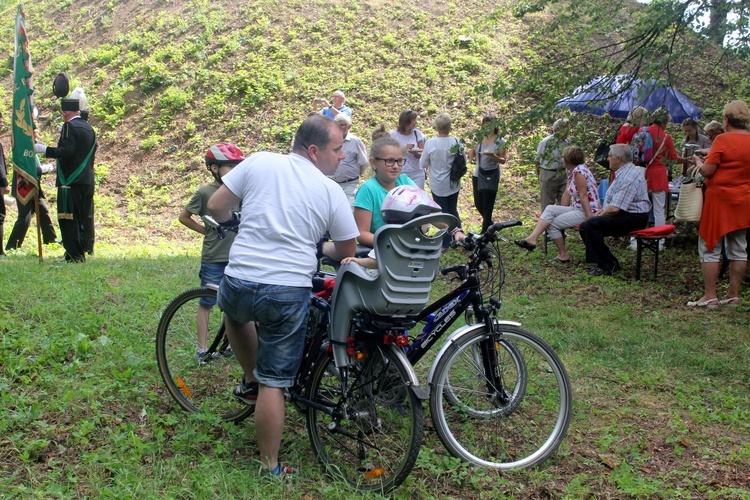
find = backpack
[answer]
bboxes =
[594,129,619,169]
[449,139,467,185]
[630,127,655,166]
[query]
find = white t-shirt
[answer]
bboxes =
[390,129,426,174]
[222,152,359,287]
[420,136,460,197]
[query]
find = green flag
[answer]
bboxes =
[12,5,39,205]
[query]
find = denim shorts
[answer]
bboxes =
[199,262,228,307]
[217,275,311,388]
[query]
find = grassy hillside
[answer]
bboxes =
[0,0,527,244]
[0,0,746,246]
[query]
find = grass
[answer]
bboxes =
[0,232,747,498]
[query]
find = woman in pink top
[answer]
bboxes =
[515,146,599,263]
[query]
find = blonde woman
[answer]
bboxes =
[616,106,649,144]
[687,100,750,308]
[420,113,463,248]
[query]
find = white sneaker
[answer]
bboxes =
[629,237,638,251]
[658,239,665,251]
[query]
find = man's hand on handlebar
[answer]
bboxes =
[202,212,240,239]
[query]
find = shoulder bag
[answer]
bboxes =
[674,170,703,223]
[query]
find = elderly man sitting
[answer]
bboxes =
[579,144,651,276]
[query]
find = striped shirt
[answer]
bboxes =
[604,162,651,214]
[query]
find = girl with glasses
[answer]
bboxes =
[353,136,416,247]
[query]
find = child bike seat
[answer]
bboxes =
[329,213,458,367]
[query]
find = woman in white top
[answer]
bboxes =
[420,113,463,248]
[390,110,426,188]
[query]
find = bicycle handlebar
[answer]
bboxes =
[441,219,522,278]
[486,219,523,235]
[203,212,241,239]
[455,219,522,249]
[440,265,463,276]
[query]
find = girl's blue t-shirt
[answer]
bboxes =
[353,174,416,233]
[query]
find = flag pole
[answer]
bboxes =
[34,191,43,262]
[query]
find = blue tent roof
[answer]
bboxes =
[556,74,702,124]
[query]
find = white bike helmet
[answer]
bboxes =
[381,185,441,225]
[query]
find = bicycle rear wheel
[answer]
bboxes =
[429,324,571,469]
[156,287,254,422]
[306,346,424,493]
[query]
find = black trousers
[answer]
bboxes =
[58,183,94,262]
[432,191,461,248]
[5,196,58,250]
[82,195,95,254]
[579,211,649,271]
[0,193,5,255]
[472,176,497,234]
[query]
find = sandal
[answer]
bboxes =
[719,297,740,306]
[548,257,570,264]
[686,298,718,308]
[513,239,537,252]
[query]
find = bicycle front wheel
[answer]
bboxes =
[441,336,528,419]
[155,287,254,422]
[430,324,572,469]
[306,347,424,493]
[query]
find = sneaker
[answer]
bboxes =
[232,377,258,405]
[261,462,297,479]
[196,348,209,365]
[210,345,234,359]
[629,237,638,251]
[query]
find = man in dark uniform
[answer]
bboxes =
[35,98,96,262]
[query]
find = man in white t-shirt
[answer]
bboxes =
[208,115,358,478]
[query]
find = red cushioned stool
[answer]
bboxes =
[628,225,676,280]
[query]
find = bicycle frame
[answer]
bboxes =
[404,274,486,366]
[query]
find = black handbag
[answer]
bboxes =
[594,128,620,169]
[477,162,500,192]
[476,142,500,191]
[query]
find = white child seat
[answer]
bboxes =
[329,213,458,367]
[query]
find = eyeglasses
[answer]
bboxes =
[375,157,407,167]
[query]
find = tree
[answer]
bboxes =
[488,0,749,135]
